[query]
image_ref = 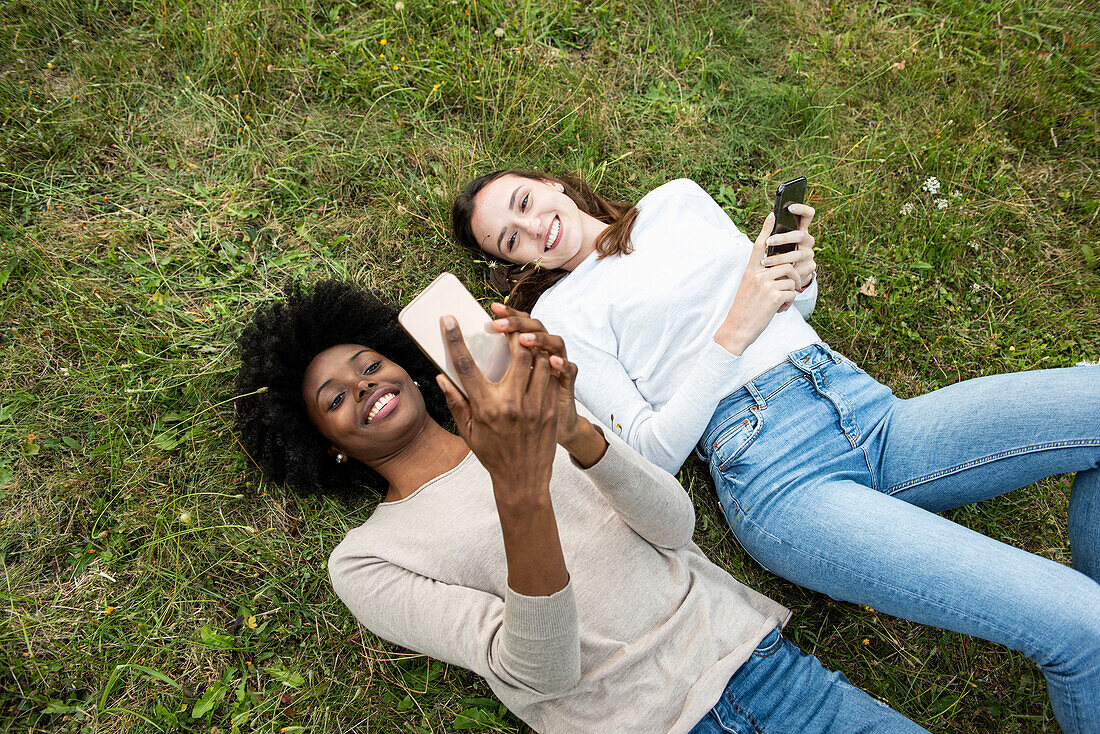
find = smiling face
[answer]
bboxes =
[301,344,428,467]
[470,174,604,271]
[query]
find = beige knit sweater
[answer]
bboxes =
[328,428,790,734]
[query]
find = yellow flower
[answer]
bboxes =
[246,615,258,628]
[862,638,869,645]
[379,38,387,45]
[106,606,115,615]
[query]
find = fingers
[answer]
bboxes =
[436,374,472,437]
[788,202,816,231]
[751,213,776,259]
[518,330,568,360]
[550,353,578,397]
[502,331,534,385]
[491,312,547,338]
[441,316,487,394]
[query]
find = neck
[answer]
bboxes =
[561,212,609,272]
[371,420,470,502]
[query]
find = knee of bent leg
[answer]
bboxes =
[1030,579,1100,673]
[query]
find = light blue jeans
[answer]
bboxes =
[689,626,927,733]
[697,344,1100,734]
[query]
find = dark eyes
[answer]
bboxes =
[328,360,381,410]
[506,193,531,253]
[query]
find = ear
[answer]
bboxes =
[542,178,565,193]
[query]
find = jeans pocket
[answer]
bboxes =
[713,407,764,472]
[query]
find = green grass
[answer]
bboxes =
[1,0,1098,731]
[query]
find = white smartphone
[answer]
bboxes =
[398,272,511,397]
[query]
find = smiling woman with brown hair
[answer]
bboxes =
[233,279,927,734]
[452,170,1100,733]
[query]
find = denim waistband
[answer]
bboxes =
[697,342,840,461]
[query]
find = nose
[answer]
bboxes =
[356,378,376,401]
[520,214,542,238]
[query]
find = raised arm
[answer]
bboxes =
[437,315,569,597]
[488,305,695,547]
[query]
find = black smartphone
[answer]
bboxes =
[767,177,807,256]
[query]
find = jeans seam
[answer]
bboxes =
[712,698,766,734]
[886,439,1100,495]
[729,505,1049,656]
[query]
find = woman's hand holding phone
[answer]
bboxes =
[489,303,608,469]
[763,202,817,293]
[713,212,801,355]
[436,315,569,597]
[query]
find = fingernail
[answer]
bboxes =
[551,356,563,368]
[520,334,535,344]
[443,315,457,330]
[493,318,508,327]
[766,238,775,245]
[761,258,771,267]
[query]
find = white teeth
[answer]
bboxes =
[367,393,394,422]
[545,218,560,251]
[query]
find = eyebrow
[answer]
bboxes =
[495,185,522,254]
[314,349,372,404]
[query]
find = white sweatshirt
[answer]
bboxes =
[532,179,821,473]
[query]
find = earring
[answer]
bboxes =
[413,380,421,388]
[335,453,346,464]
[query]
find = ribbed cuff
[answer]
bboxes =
[504,582,576,641]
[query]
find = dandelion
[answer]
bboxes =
[935,198,949,210]
[494,27,505,37]
[394,1,404,9]
[900,202,915,216]
[921,176,941,194]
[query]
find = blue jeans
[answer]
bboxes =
[697,344,1100,734]
[689,626,927,733]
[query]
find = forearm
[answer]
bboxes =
[493,479,570,597]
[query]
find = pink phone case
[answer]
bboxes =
[398,273,511,396]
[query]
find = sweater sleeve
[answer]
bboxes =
[565,333,744,474]
[573,402,695,548]
[328,549,581,696]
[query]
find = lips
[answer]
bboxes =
[544,216,561,252]
[363,387,400,424]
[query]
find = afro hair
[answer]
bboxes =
[234,279,450,499]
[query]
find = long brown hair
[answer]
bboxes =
[451,169,639,312]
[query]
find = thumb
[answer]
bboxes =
[436,374,472,439]
[752,212,775,259]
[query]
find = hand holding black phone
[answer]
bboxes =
[766,177,807,257]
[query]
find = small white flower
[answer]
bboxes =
[394,1,404,9]
[900,202,916,216]
[935,198,949,210]
[950,190,962,198]
[487,260,499,268]
[179,512,193,526]
[971,283,981,292]
[921,176,941,194]
[494,27,505,37]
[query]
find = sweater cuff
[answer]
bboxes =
[504,582,577,641]
[579,436,641,498]
[694,338,745,394]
